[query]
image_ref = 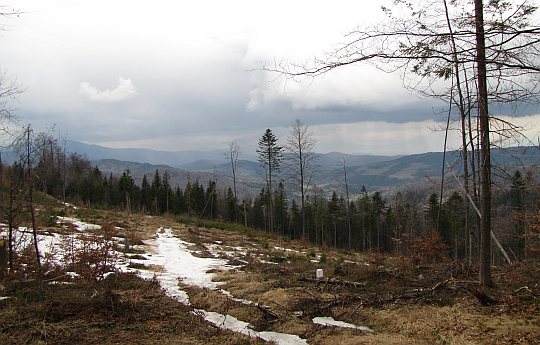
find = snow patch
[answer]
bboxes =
[56,217,101,231]
[200,311,308,345]
[135,227,308,345]
[63,202,78,209]
[312,316,373,332]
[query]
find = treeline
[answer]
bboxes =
[2,130,539,265]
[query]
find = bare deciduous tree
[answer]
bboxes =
[339,156,352,250]
[0,162,24,273]
[224,141,241,221]
[0,70,21,136]
[285,119,317,240]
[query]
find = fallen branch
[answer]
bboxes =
[256,304,281,319]
[300,277,366,288]
[431,279,449,291]
[513,286,537,298]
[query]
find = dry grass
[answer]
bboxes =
[5,204,538,345]
[196,226,540,345]
[0,273,267,345]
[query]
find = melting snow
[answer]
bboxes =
[136,227,308,345]
[150,228,228,289]
[3,218,316,344]
[63,202,78,209]
[56,217,101,231]
[200,311,308,345]
[312,316,373,332]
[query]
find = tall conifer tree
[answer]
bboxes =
[257,129,283,233]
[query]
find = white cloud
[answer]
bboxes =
[311,120,455,155]
[79,77,137,103]
[5,1,540,155]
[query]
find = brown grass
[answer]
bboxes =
[0,273,268,345]
[6,204,538,345]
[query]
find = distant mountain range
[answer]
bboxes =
[66,140,539,198]
[65,140,259,167]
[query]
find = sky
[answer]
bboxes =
[1,0,539,156]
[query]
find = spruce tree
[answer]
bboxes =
[141,175,151,213]
[510,171,526,260]
[151,170,161,214]
[256,129,283,233]
[225,187,236,222]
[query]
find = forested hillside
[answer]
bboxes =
[2,131,538,264]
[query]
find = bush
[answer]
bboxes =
[60,223,120,281]
[409,231,449,265]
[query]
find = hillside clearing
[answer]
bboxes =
[1,206,539,344]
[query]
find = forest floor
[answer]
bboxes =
[1,201,539,344]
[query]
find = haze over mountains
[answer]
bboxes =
[62,140,540,198]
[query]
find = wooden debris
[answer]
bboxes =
[513,286,537,298]
[255,304,281,319]
[467,286,497,306]
[300,277,366,288]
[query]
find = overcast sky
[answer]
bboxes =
[1,0,539,156]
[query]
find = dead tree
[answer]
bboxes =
[285,119,317,240]
[339,157,352,250]
[224,141,241,221]
[24,126,42,282]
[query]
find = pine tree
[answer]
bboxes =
[273,182,289,236]
[425,193,440,232]
[151,170,161,214]
[172,186,184,214]
[204,180,217,219]
[141,175,151,213]
[357,186,370,251]
[160,171,171,214]
[257,129,283,233]
[510,171,526,260]
[225,187,236,222]
[328,191,341,248]
[118,170,134,214]
[251,188,268,231]
[193,181,205,216]
[371,191,385,252]
[444,191,465,261]
[289,199,301,239]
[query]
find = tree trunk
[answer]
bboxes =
[27,127,43,284]
[474,0,493,287]
[342,160,351,250]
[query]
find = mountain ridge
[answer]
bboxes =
[92,145,539,199]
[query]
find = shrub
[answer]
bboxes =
[409,231,449,265]
[60,223,120,281]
